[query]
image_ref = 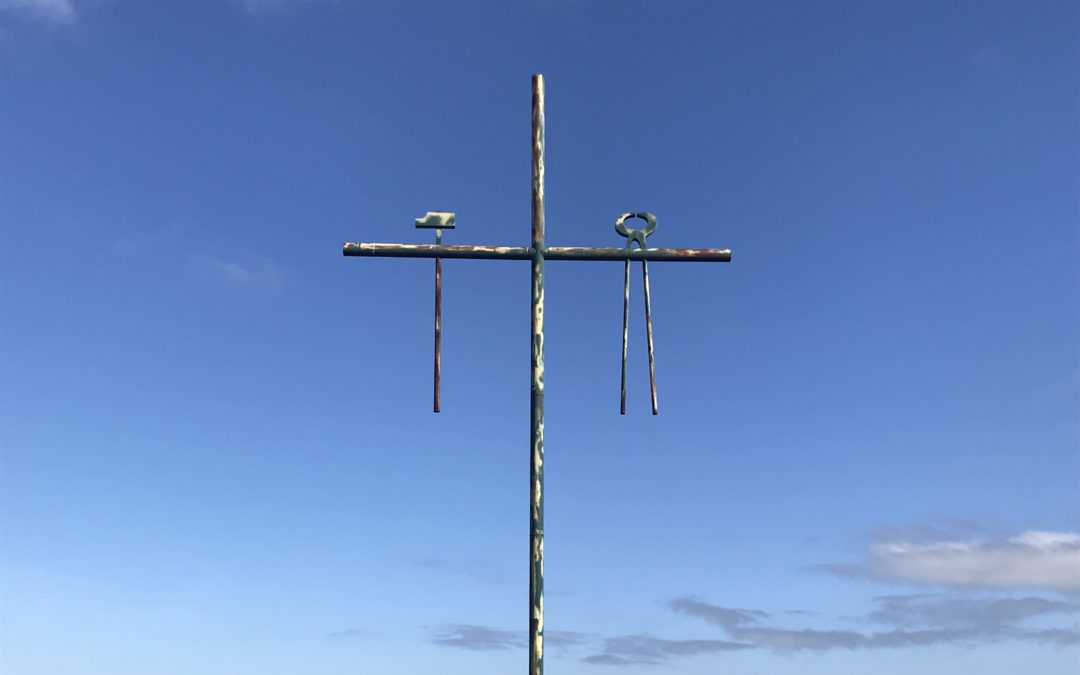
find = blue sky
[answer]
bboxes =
[1,0,1078,673]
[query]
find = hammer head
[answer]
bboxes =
[415,212,457,229]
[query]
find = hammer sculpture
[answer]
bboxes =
[415,211,456,412]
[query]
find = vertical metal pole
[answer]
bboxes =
[529,73,545,675]
[620,259,630,415]
[433,229,442,413]
[641,260,658,415]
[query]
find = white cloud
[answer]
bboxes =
[0,0,76,23]
[829,530,1080,591]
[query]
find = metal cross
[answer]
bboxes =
[342,74,732,675]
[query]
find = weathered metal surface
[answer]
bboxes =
[416,217,451,413]
[344,242,731,262]
[641,259,658,415]
[415,211,457,229]
[341,74,734,675]
[434,229,443,413]
[529,73,545,675]
[344,242,532,259]
[614,212,657,250]
[620,259,630,415]
[545,246,731,261]
[616,212,659,414]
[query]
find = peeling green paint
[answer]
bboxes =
[343,242,731,262]
[415,211,456,229]
[544,246,731,262]
[529,72,546,675]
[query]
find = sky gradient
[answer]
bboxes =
[2,1,1078,674]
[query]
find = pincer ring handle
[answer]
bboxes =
[614,212,658,250]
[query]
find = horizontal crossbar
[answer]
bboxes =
[343,242,732,262]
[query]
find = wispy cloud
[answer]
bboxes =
[430,525,1080,666]
[326,628,366,639]
[583,594,1079,664]
[409,555,512,586]
[545,630,594,649]
[432,594,1078,666]
[867,593,1080,630]
[581,634,752,666]
[824,530,1080,591]
[667,599,766,630]
[0,0,75,23]
[784,609,820,617]
[188,253,284,292]
[114,222,282,293]
[657,595,1080,657]
[429,622,600,656]
[858,517,997,545]
[430,624,524,651]
[428,625,597,655]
